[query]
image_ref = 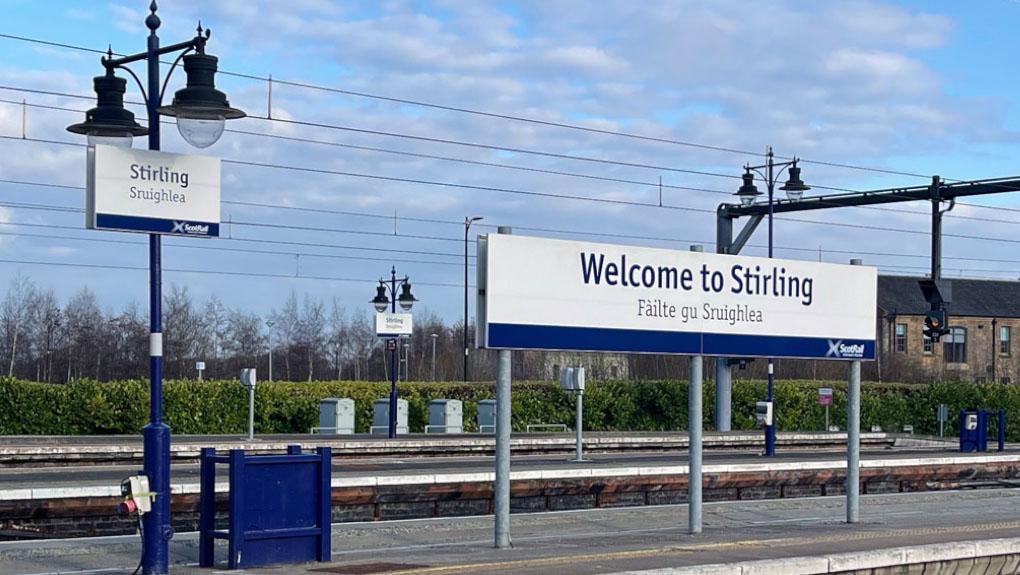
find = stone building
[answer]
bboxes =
[878,275,1020,383]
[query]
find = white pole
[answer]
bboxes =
[495,226,512,549]
[688,244,704,534]
[248,385,255,441]
[574,390,584,462]
[847,258,862,523]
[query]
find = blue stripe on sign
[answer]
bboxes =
[486,323,875,360]
[95,214,219,237]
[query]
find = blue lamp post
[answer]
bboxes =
[66,3,244,573]
[734,146,809,456]
[371,267,416,438]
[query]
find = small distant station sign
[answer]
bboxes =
[818,387,833,406]
[86,144,221,237]
[477,235,877,360]
[376,313,413,337]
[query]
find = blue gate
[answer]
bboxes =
[199,445,332,569]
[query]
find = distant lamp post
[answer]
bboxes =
[464,216,483,382]
[265,320,275,382]
[430,333,438,381]
[64,3,245,573]
[735,147,810,457]
[370,267,416,438]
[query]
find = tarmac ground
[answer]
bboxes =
[3,488,1020,574]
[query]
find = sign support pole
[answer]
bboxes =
[495,226,512,549]
[141,19,172,575]
[689,244,704,534]
[574,390,584,462]
[847,258,863,524]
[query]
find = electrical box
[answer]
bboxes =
[372,398,408,435]
[477,399,496,433]
[240,368,257,389]
[755,401,773,427]
[559,366,586,392]
[427,399,463,433]
[119,474,152,515]
[318,398,355,435]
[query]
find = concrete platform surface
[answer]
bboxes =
[3,488,1020,574]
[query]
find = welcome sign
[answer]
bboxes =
[86,145,221,237]
[477,234,877,360]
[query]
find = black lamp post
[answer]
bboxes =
[464,216,483,382]
[372,267,416,438]
[65,3,244,573]
[733,146,810,457]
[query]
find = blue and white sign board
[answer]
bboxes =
[477,234,876,360]
[86,145,220,237]
[376,313,413,337]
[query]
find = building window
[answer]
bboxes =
[895,323,907,353]
[944,327,967,364]
[1002,377,1012,385]
[922,332,933,355]
[610,364,619,378]
[1000,326,1011,356]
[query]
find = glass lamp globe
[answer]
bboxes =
[176,112,225,149]
[87,134,134,148]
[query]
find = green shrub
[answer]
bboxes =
[0,376,1012,439]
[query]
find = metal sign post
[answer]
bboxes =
[938,403,949,437]
[240,369,256,441]
[494,226,512,549]
[819,387,833,431]
[847,259,863,524]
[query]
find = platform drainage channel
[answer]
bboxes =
[313,563,431,574]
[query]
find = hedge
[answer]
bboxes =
[0,377,1014,439]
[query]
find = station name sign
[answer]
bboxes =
[86,144,221,237]
[477,235,877,360]
[376,313,413,337]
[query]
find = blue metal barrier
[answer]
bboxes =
[199,445,331,569]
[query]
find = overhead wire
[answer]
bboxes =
[3,93,1014,226]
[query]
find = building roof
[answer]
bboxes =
[878,275,1020,318]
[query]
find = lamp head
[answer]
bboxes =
[372,284,390,313]
[780,161,810,201]
[157,51,245,148]
[66,69,147,147]
[734,170,761,207]
[398,282,416,311]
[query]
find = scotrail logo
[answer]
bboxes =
[826,340,865,359]
[171,221,210,235]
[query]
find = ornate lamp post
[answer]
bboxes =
[371,267,416,437]
[733,146,809,457]
[65,3,244,572]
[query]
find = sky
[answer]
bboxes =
[2,0,1020,322]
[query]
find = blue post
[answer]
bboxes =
[198,448,215,567]
[388,268,399,438]
[228,449,245,569]
[999,409,1006,452]
[764,150,776,457]
[317,447,332,562]
[142,8,171,574]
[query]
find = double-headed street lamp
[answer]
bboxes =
[371,267,416,438]
[733,146,810,457]
[65,3,244,573]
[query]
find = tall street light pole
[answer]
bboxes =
[266,320,275,382]
[734,146,809,457]
[372,267,416,438]
[464,216,483,382]
[65,4,244,572]
[430,333,438,381]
